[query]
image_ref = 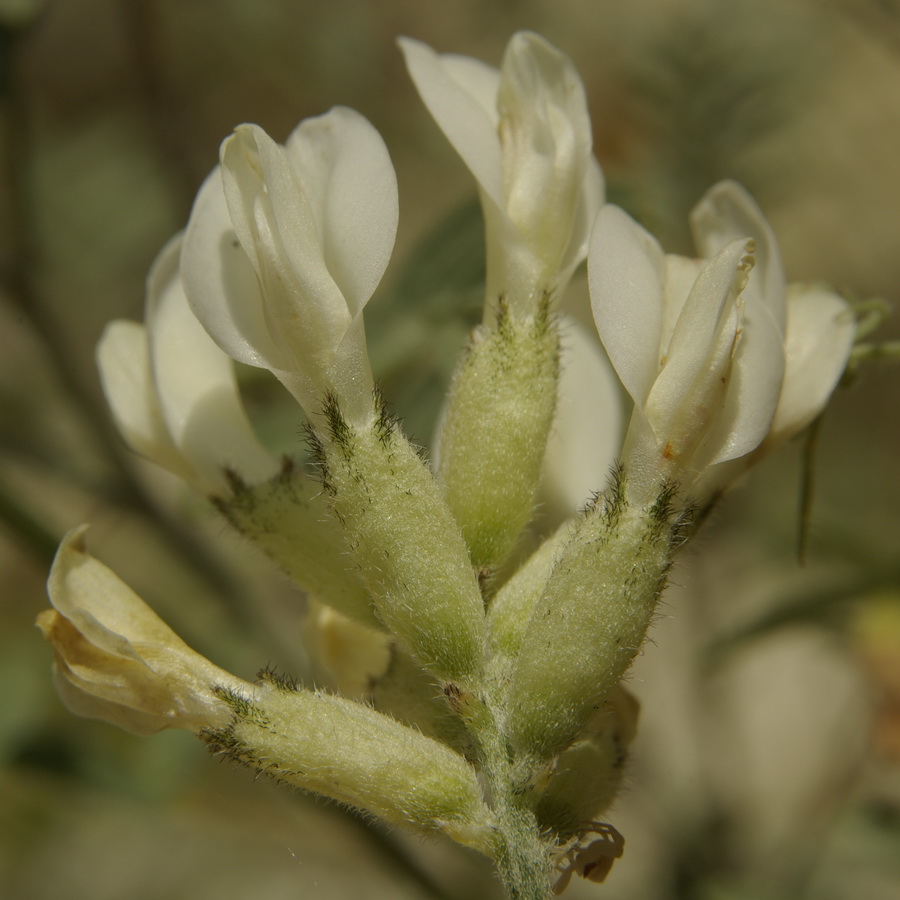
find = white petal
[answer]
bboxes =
[496,32,593,271]
[96,319,193,482]
[403,33,602,315]
[48,526,190,649]
[544,317,623,511]
[399,36,503,207]
[588,205,666,406]
[284,106,398,317]
[660,254,705,354]
[706,294,785,465]
[559,155,605,279]
[146,235,279,492]
[207,120,379,423]
[181,166,280,369]
[690,180,786,328]
[221,124,349,363]
[646,239,752,444]
[768,286,854,440]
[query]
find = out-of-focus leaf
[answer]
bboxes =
[0,0,44,29]
[705,568,900,668]
[0,477,59,565]
[366,197,486,446]
[851,592,900,762]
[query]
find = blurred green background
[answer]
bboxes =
[1,1,899,898]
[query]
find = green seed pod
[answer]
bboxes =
[203,675,497,855]
[214,462,380,629]
[437,299,560,572]
[504,478,683,767]
[315,397,485,686]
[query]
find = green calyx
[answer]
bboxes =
[503,474,689,769]
[312,393,486,686]
[214,461,379,629]
[437,296,560,575]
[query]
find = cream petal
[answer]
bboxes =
[284,106,398,318]
[588,205,666,407]
[559,155,605,279]
[50,665,184,736]
[48,527,192,648]
[544,317,623,511]
[660,255,705,354]
[146,234,279,492]
[221,124,349,363]
[42,527,255,734]
[96,319,194,482]
[303,598,391,699]
[181,166,280,370]
[706,296,785,465]
[399,36,503,207]
[496,32,593,270]
[646,240,751,448]
[690,180,786,328]
[436,52,501,125]
[768,286,854,441]
[680,182,793,465]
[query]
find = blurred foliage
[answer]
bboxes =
[368,197,485,447]
[1,1,899,898]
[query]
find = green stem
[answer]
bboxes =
[850,339,900,363]
[469,702,553,900]
[493,801,553,900]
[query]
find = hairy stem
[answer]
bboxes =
[468,701,554,900]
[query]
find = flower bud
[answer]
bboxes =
[487,522,570,664]
[371,645,476,757]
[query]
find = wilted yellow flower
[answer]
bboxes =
[38,526,257,735]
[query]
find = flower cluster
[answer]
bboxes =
[38,31,856,900]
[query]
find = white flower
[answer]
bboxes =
[589,208,764,498]
[37,526,257,735]
[693,183,854,482]
[542,316,623,513]
[765,284,855,445]
[181,107,398,427]
[97,234,278,495]
[400,32,604,319]
[589,180,854,499]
